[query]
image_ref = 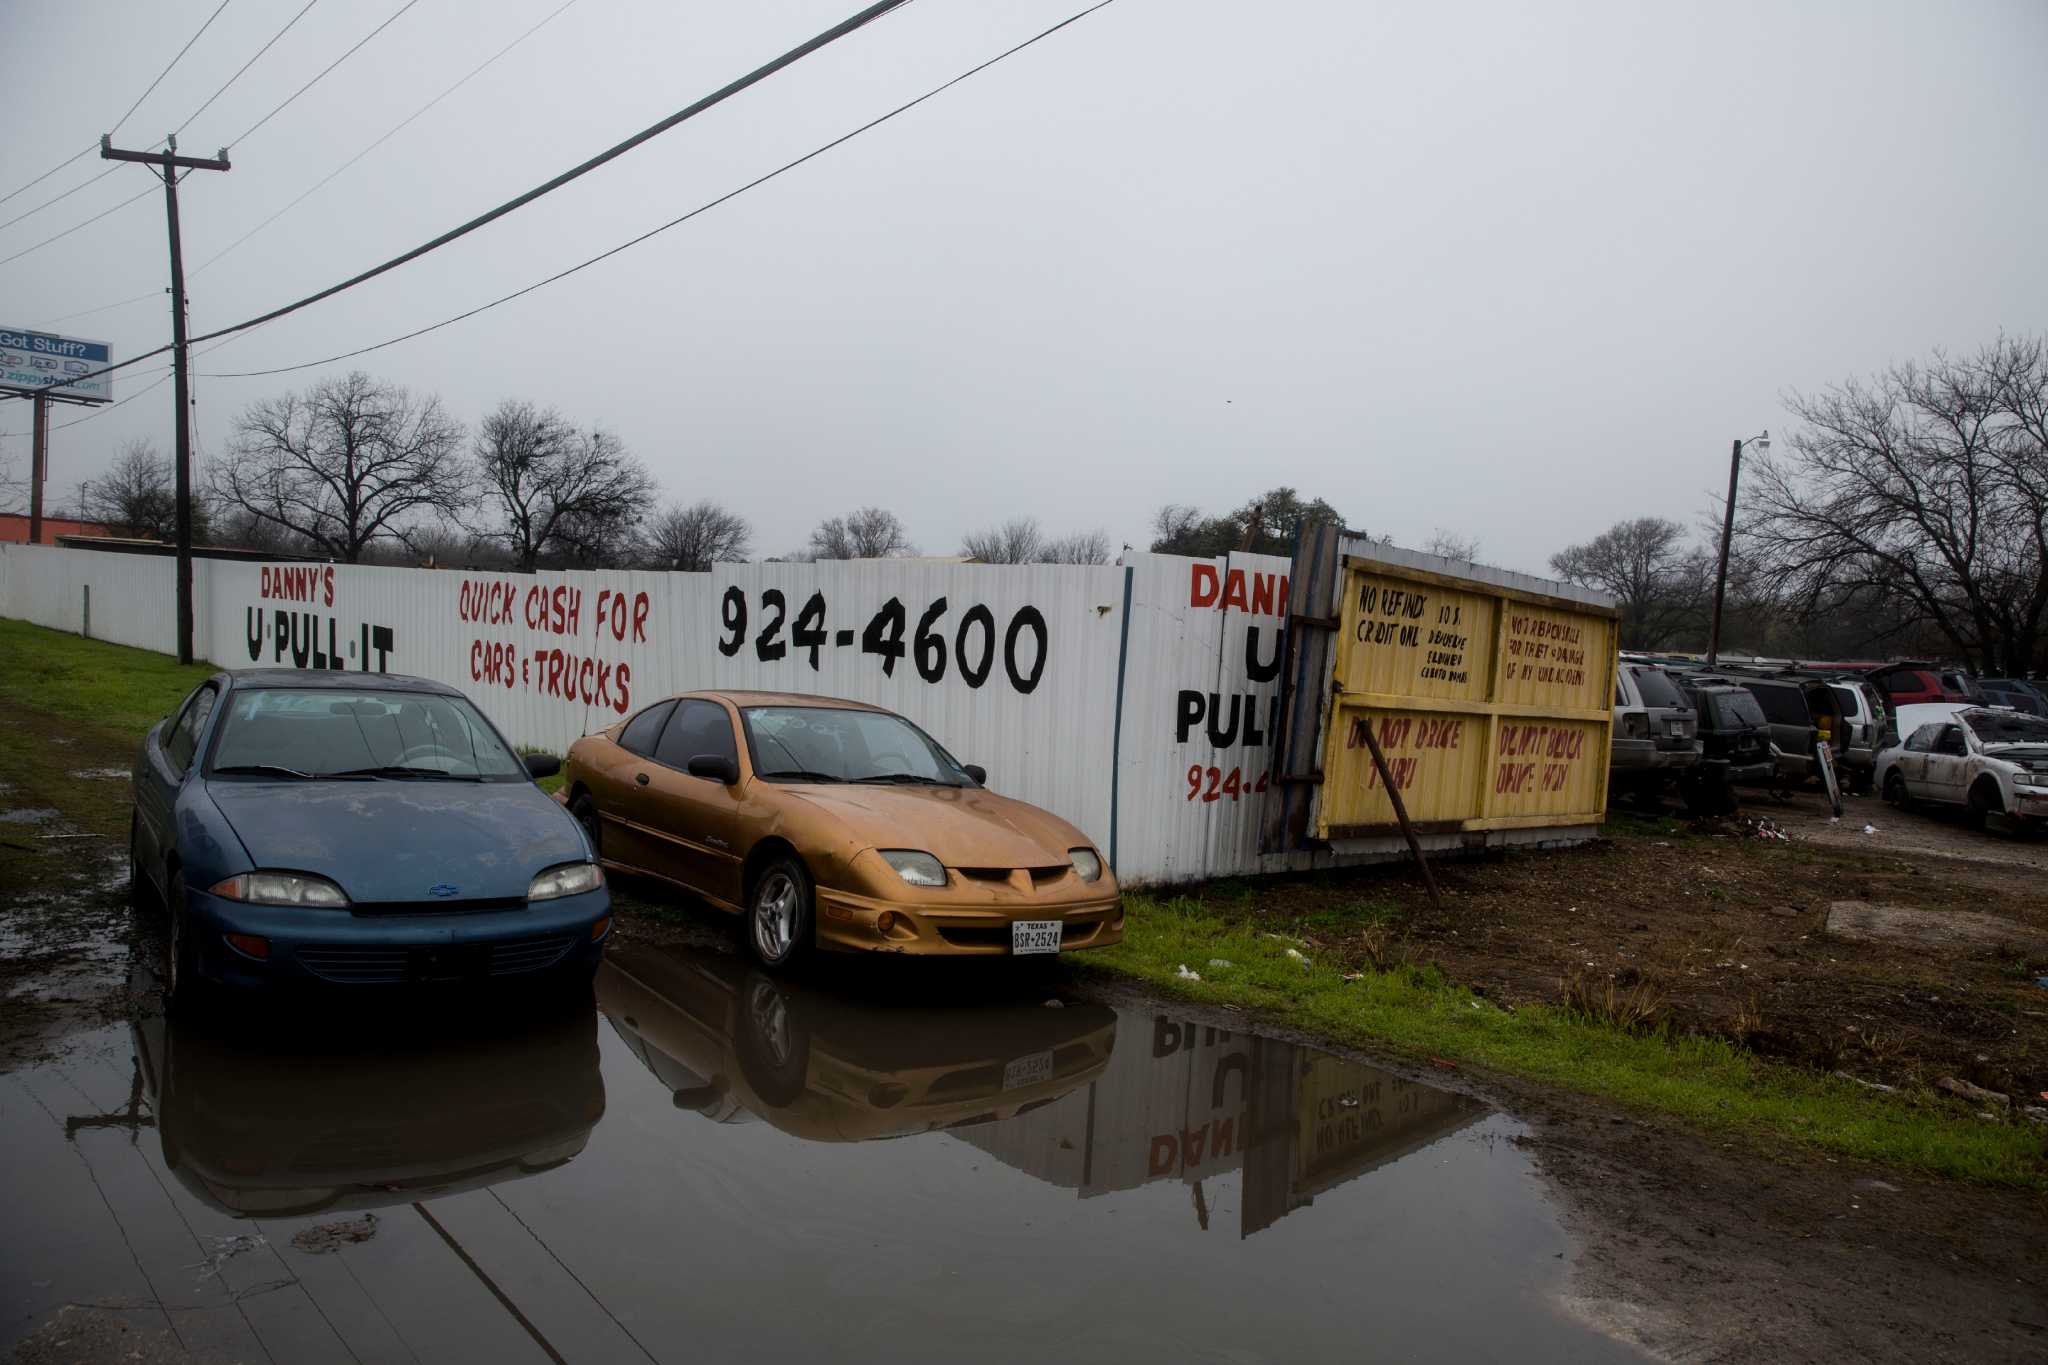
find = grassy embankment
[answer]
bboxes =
[2,618,2040,1186]
[1081,887,2045,1188]
[0,621,218,884]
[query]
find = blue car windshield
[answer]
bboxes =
[210,689,527,779]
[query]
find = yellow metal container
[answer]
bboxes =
[1317,558,1617,840]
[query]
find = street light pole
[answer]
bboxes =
[1706,429,1767,667]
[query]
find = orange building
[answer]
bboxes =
[0,513,114,545]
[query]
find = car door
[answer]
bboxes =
[1895,723,1937,796]
[590,699,676,873]
[641,699,746,906]
[136,682,219,888]
[1923,724,1971,805]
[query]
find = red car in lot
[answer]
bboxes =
[1866,665,1970,708]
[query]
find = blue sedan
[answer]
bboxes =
[130,669,610,1009]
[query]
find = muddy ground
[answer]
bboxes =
[2,699,2045,1362]
[1184,788,2048,1106]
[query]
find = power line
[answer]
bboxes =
[223,0,422,151]
[4,0,919,403]
[193,0,583,276]
[0,146,95,211]
[0,184,160,270]
[175,0,322,138]
[199,0,1121,381]
[0,164,126,235]
[33,0,581,326]
[109,0,236,138]
[185,0,914,347]
[0,0,232,209]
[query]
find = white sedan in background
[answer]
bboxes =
[1876,703,2048,828]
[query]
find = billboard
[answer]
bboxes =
[0,326,113,403]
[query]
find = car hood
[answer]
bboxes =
[205,779,590,904]
[782,784,1093,868]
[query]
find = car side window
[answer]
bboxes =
[618,701,676,757]
[654,700,738,773]
[163,685,218,773]
[1904,724,1936,753]
[1936,725,1967,756]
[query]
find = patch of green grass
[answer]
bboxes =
[1599,809,1697,841]
[0,618,217,742]
[1296,898,1401,933]
[1078,895,2048,1189]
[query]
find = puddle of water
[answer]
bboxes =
[0,808,60,825]
[0,943,1643,1363]
[67,769,131,782]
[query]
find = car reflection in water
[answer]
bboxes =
[597,944,1118,1141]
[131,998,606,1217]
[600,943,1488,1240]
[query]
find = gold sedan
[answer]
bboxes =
[559,691,1123,969]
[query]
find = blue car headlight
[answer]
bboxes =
[210,872,350,907]
[529,862,603,902]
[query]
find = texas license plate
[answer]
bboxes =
[1003,1049,1055,1089]
[1010,920,1061,955]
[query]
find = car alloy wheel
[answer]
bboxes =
[748,857,814,971]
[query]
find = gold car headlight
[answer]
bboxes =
[880,850,947,887]
[529,862,603,901]
[210,871,349,907]
[1069,848,1102,883]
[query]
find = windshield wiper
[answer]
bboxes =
[850,774,952,786]
[756,769,844,783]
[212,763,317,779]
[326,765,484,782]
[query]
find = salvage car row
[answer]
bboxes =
[129,670,1121,1009]
[1610,655,2048,826]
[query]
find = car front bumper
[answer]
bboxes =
[182,886,612,990]
[813,885,1125,956]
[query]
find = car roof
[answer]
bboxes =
[223,669,462,697]
[688,690,891,713]
[1892,702,1973,735]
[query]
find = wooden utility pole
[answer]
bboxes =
[101,135,229,665]
[27,394,49,545]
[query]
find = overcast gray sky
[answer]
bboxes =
[3,0,2044,570]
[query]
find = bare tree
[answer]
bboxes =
[81,440,191,540]
[1549,517,1708,650]
[1743,335,2048,673]
[962,517,1044,564]
[470,401,656,570]
[211,371,467,563]
[0,438,23,512]
[1041,529,1112,564]
[1422,528,1480,562]
[810,506,913,559]
[641,500,752,570]
[1151,503,1203,550]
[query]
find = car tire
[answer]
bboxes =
[161,879,206,1019]
[128,814,158,911]
[735,971,810,1107]
[1968,778,2004,830]
[570,792,602,859]
[1882,770,1914,812]
[747,854,815,972]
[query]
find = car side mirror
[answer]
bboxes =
[962,764,987,786]
[524,753,562,779]
[687,754,740,785]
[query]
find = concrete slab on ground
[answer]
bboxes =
[1824,899,2047,954]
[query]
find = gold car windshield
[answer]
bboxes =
[741,707,970,786]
